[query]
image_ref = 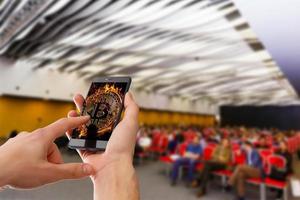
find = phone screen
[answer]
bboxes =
[71,81,128,141]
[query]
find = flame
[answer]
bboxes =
[103,84,122,94]
[86,84,122,104]
[78,124,88,138]
[78,83,123,138]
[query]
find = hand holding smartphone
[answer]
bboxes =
[68,77,131,151]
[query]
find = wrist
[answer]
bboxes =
[92,155,134,183]
[91,155,139,200]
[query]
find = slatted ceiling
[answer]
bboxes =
[208,79,266,92]
[158,75,237,92]
[0,0,299,106]
[1,1,54,48]
[171,79,274,95]
[205,89,282,98]
[114,3,169,23]
[239,66,277,76]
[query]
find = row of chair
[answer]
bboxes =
[159,143,289,200]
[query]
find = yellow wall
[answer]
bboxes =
[0,96,74,137]
[138,109,215,127]
[0,96,215,138]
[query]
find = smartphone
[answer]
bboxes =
[68,77,131,151]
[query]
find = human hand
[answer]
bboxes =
[67,92,140,200]
[0,116,95,189]
[67,92,139,178]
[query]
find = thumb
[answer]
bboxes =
[44,163,95,183]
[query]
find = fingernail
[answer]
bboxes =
[83,164,93,175]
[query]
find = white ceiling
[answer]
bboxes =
[0,0,299,106]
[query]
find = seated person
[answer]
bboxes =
[274,132,286,146]
[135,128,151,157]
[158,131,169,154]
[167,131,178,154]
[170,135,202,186]
[276,140,292,175]
[196,138,232,197]
[137,131,152,150]
[271,140,293,199]
[255,135,269,149]
[175,129,185,143]
[227,141,263,200]
[206,131,220,144]
[199,133,207,149]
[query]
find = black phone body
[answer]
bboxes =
[68,77,131,151]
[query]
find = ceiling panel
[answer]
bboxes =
[0,0,299,106]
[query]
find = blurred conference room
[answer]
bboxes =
[0,0,300,200]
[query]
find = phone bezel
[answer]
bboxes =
[68,76,131,151]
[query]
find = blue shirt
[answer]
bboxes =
[186,144,203,155]
[245,149,263,169]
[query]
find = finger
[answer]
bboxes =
[66,110,86,160]
[42,162,95,183]
[68,110,79,118]
[66,109,82,139]
[66,110,79,140]
[73,94,84,112]
[123,92,139,123]
[42,116,90,142]
[47,143,64,164]
[65,129,85,160]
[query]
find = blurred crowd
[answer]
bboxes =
[5,125,300,200]
[134,125,300,200]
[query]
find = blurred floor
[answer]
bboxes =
[0,150,299,200]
